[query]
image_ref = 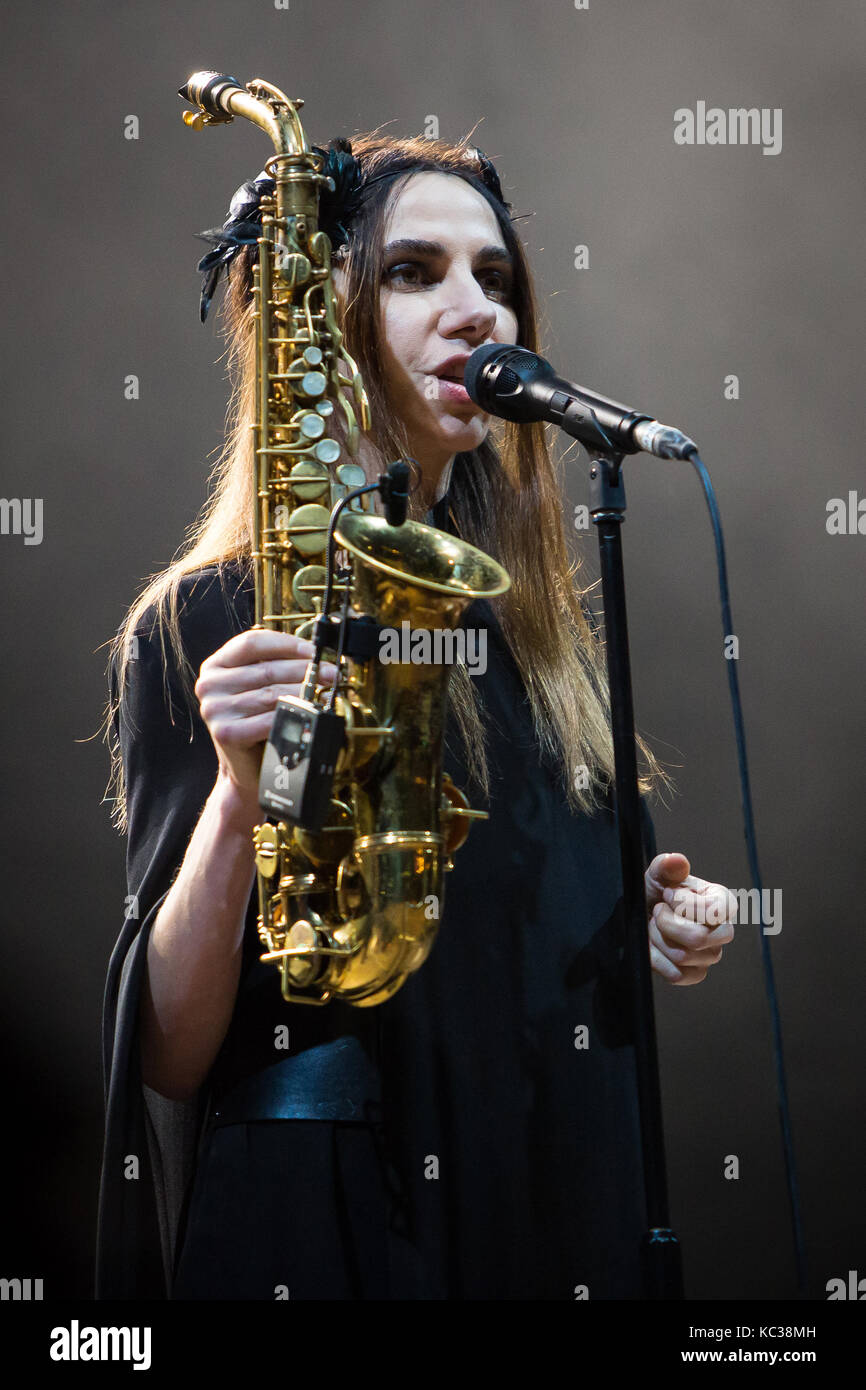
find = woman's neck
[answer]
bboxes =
[420,455,455,510]
[355,436,455,515]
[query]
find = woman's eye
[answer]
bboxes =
[384,261,431,289]
[479,269,511,301]
[383,260,512,302]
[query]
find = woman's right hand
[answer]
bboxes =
[195,631,338,816]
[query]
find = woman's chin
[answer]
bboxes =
[430,409,488,453]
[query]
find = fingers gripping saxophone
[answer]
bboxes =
[179,72,511,1006]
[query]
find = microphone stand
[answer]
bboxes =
[588,447,684,1300]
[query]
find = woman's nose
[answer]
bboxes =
[437,278,498,341]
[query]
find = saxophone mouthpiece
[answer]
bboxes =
[178,71,244,119]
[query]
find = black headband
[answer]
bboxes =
[194,137,512,322]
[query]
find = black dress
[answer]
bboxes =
[96,496,657,1302]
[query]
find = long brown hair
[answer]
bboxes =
[104,131,669,831]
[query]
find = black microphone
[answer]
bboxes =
[464,344,698,460]
[380,459,411,526]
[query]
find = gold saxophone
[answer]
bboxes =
[179,72,510,1006]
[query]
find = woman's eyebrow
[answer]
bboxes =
[383,237,512,262]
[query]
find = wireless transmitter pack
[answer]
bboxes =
[258,696,346,831]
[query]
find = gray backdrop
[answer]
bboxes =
[1,0,863,1300]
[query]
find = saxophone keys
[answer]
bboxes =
[299,369,327,399]
[254,822,281,878]
[313,438,341,465]
[290,347,324,379]
[282,502,331,556]
[292,564,328,612]
[297,412,326,441]
[345,421,360,456]
[440,775,488,856]
[332,463,366,511]
[289,458,329,501]
[276,253,311,288]
[350,370,364,400]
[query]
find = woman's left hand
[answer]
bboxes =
[644,852,737,985]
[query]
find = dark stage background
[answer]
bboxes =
[1,0,863,1301]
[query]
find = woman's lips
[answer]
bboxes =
[436,377,472,404]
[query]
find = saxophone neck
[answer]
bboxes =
[179,71,306,159]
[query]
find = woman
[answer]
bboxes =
[96,131,736,1300]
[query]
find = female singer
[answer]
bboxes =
[97,132,736,1300]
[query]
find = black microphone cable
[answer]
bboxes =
[686,446,807,1298]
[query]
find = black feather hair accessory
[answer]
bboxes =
[193,138,510,322]
[310,137,369,251]
[194,170,275,323]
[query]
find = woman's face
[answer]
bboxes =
[338,170,519,476]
